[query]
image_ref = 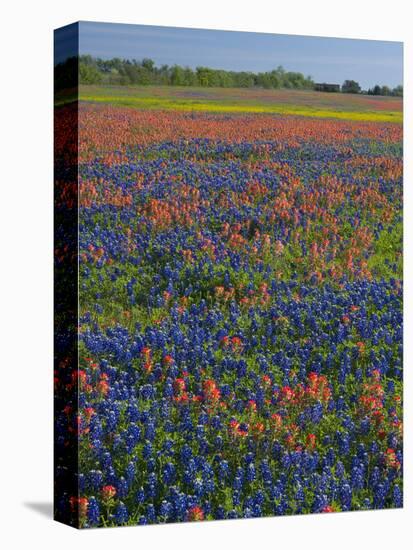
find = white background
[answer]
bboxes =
[0,0,411,548]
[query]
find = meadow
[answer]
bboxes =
[57,86,403,526]
[78,84,403,122]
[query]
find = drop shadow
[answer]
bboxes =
[24,502,53,519]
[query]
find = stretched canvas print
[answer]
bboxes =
[54,21,403,528]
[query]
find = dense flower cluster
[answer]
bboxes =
[56,102,402,527]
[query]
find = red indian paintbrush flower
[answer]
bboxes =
[101,485,116,501]
[187,505,204,521]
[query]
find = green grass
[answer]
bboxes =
[368,221,403,279]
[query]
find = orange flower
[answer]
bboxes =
[187,505,204,521]
[306,433,317,450]
[101,485,116,501]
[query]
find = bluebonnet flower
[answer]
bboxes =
[339,483,353,511]
[163,462,176,485]
[114,502,129,524]
[116,477,129,499]
[135,487,145,504]
[87,497,100,526]
[88,469,103,491]
[393,485,403,508]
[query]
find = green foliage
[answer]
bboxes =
[392,85,404,97]
[341,79,361,94]
[367,84,403,97]
[78,55,314,89]
[79,62,102,85]
[368,221,403,279]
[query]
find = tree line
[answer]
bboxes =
[55,55,403,96]
[79,55,315,89]
[340,79,402,96]
[366,83,403,97]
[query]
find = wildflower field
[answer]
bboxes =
[77,84,402,122]
[57,87,403,527]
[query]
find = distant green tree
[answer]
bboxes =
[156,64,170,85]
[367,85,381,95]
[341,79,361,94]
[392,85,403,97]
[182,67,196,86]
[142,58,155,72]
[268,70,282,88]
[111,58,123,71]
[79,62,102,85]
[257,73,273,89]
[196,67,213,86]
[285,71,305,89]
[170,65,186,86]
[80,54,94,66]
[233,71,255,88]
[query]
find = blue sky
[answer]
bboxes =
[64,21,402,89]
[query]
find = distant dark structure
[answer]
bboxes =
[314,83,340,93]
